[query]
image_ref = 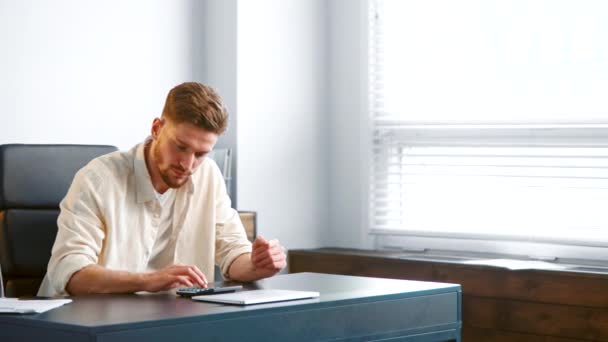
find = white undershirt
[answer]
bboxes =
[147,188,177,271]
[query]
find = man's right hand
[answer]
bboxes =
[66,263,208,295]
[140,264,208,292]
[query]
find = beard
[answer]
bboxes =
[153,143,191,189]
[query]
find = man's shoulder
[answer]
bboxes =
[193,157,223,182]
[84,147,135,180]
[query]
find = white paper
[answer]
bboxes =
[462,258,569,270]
[0,298,72,314]
[192,289,320,305]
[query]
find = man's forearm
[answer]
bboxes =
[66,264,145,295]
[227,239,287,282]
[226,253,262,282]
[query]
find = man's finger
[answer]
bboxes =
[187,267,208,288]
[181,265,207,288]
[256,256,286,270]
[267,245,285,256]
[254,251,286,269]
[189,265,209,287]
[253,239,278,253]
[169,265,207,288]
[265,239,279,248]
[173,275,193,288]
[253,243,285,260]
[254,235,267,243]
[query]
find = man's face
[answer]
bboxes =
[152,119,218,189]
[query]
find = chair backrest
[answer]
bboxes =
[208,148,232,196]
[0,144,117,297]
[238,211,257,243]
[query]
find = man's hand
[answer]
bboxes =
[250,236,287,278]
[66,263,209,295]
[141,264,208,292]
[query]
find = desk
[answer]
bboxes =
[0,272,461,342]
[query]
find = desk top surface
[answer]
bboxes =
[0,272,460,332]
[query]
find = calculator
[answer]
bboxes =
[176,285,243,297]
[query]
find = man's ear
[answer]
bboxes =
[151,118,164,139]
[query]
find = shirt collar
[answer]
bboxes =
[134,138,194,204]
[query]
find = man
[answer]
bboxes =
[38,82,286,296]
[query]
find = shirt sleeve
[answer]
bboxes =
[46,164,106,295]
[212,166,252,278]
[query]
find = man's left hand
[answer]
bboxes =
[251,236,286,278]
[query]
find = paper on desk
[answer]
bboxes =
[462,258,569,271]
[192,289,320,305]
[0,298,72,314]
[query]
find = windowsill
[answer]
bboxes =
[304,247,608,275]
[395,253,608,275]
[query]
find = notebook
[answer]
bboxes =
[192,289,320,305]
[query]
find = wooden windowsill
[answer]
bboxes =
[291,247,608,276]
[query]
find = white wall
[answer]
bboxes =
[237,0,328,249]
[0,0,195,150]
[2,0,331,252]
[326,0,373,249]
[196,0,239,203]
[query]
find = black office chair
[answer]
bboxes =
[0,144,117,297]
[210,148,257,240]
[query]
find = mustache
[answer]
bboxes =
[171,166,192,176]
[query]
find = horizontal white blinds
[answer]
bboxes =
[369,0,608,246]
[371,133,608,245]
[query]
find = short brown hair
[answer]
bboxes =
[161,82,228,134]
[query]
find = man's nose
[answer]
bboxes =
[179,154,195,171]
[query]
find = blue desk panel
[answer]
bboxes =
[0,272,461,341]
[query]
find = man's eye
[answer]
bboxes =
[195,153,206,159]
[176,145,187,151]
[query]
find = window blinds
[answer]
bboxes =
[369,0,608,247]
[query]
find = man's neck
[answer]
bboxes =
[144,141,169,194]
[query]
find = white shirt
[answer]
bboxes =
[38,141,251,297]
[147,188,177,271]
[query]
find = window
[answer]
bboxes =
[369,0,608,261]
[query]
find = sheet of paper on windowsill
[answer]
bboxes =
[462,258,570,271]
[0,298,72,314]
